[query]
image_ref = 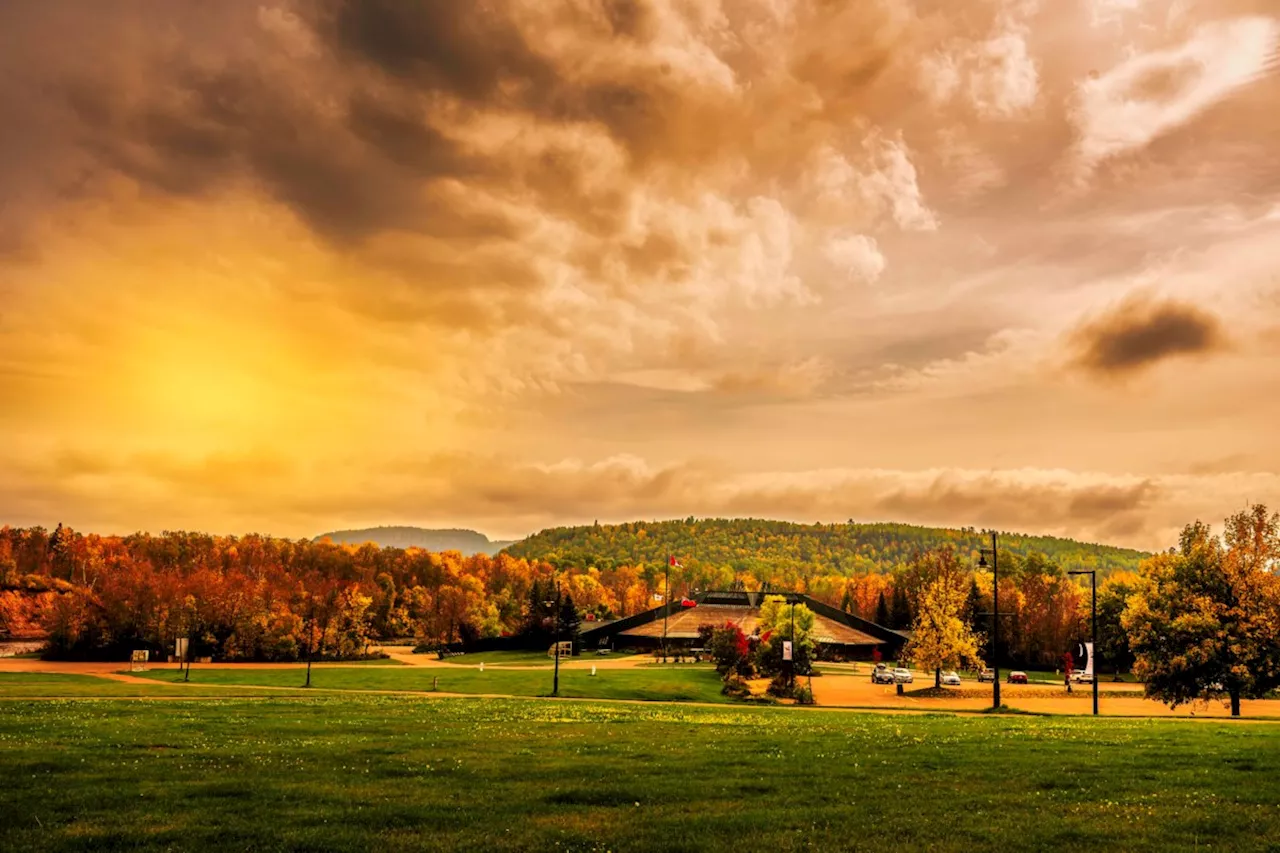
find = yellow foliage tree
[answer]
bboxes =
[902,550,984,687]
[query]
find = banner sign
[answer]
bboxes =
[782,640,793,662]
[1084,642,1094,677]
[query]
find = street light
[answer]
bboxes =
[1068,569,1099,716]
[790,594,796,689]
[543,576,561,697]
[976,531,1001,710]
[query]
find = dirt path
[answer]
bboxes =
[810,673,1276,718]
[379,651,662,670]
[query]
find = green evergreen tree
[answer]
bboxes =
[521,579,551,642]
[874,590,890,627]
[890,585,912,630]
[557,591,581,641]
[964,577,982,627]
[839,584,856,615]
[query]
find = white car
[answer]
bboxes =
[1070,671,1094,684]
[941,671,961,686]
[892,667,913,684]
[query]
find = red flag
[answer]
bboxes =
[669,556,682,568]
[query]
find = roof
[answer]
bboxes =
[618,603,882,646]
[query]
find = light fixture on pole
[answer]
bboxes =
[790,594,796,689]
[543,575,560,697]
[1067,569,1099,716]
[976,531,1001,710]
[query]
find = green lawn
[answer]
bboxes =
[427,649,579,666]
[1015,668,1139,684]
[0,672,304,699]
[132,663,730,703]
[323,657,408,666]
[2,696,1279,852]
[431,650,648,666]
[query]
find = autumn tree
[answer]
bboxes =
[1095,570,1143,676]
[708,622,752,679]
[901,549,983,687]
[964,576,981,627]
[1123,506,1280,716]
[295,576,342,688]
[754,595,816,682]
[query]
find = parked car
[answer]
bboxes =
[977,669,996,683]
[871,663,895,684]
[1007,671,1028,684]
[941,671,962,686]
[893,667,914,684]
[1070,671,1093,683]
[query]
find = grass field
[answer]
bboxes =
[2,695,1279,852]
[0,672,307,699]
[131,663,731,703]
[430,650,648,666]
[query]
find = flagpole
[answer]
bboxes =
[663,556,670,662]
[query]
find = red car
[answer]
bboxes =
[1007,671,1028,684]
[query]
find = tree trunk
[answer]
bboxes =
[935,667,940,689]
[1230,688,1241,717]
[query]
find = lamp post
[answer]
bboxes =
[977,531,1001,710]
[662,557,670,663]
[790,595,797,689]
[543,576,561,697]
[1068,569,1098,716]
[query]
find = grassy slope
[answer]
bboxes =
[132,664,730,703]
[2,696,1278,852]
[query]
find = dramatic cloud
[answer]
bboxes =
[1071,15,1280,177]
[920,8,1040,118]
[5,444,1275,551]
[1067,294,1228,377]
[2,0,1279,548]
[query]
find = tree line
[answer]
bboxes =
[900,505,1280,715]
[1,521,1137,668]
[3,505,1276,716]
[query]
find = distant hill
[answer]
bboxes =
[503,518,1149,578]
[314,527,517,555]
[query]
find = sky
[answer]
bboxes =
[2,0,1279,551]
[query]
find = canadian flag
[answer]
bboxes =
[669,556,683,568]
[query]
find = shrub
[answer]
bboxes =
[708,622,753,679]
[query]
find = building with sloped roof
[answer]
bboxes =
[579,590,908,659]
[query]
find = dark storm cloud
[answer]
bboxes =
[58,58,504,246]
[316,0,736,168]
[320,0,558,101]
[602,0,652,39]
[0,0,717,269]
[1068,294,1228,377]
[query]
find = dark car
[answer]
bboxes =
[1007,671,1028,684]
[871,663,895,684]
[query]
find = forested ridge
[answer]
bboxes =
[314,526,516,555]
[504,518,1149,582]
